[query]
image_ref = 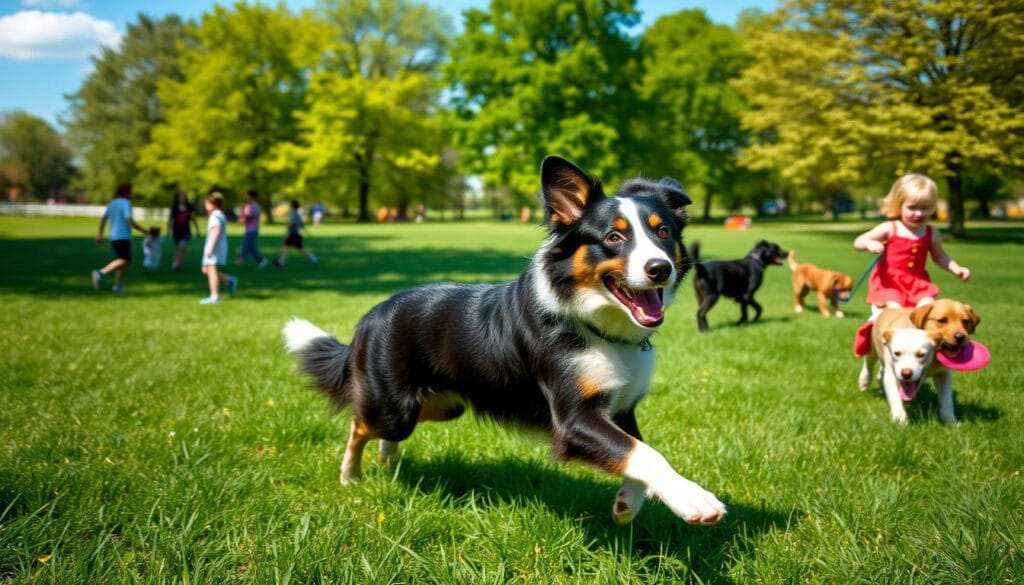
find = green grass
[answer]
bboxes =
[1,215,1022,583]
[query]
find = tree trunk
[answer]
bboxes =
[260,192,274,225]
[357,173,371,222]
[944,152,966,238]
[702,189,713,221]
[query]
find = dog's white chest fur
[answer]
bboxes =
[572,341,655,414]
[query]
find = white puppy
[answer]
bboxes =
[859,327,936,424]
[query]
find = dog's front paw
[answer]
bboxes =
[658,478,727,525]
[794,305,803,313]
[611,480,647,525]
[891,411,908,425]
[835,310,845,318]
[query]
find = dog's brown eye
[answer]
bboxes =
[894,351,902,357]
[937,317,948,324]
[656,226,669,239]
[605,232,626,245]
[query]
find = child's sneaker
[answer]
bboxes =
[111,285,124,294]
[199,296,220,304]
[274,259,283,268]
[310,254,318,265]
[91,270,103,290]
[228,276,239,296]
[257,258,269,270]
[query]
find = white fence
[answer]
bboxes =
[0,202,169,221]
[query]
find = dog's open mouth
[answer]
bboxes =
[939,344,964,359]
[603,276,664,327]
[898,379,920,401]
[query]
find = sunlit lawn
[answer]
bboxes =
[1,215,1022,583]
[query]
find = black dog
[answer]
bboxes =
[284,156,726,526]
[690,240,788,332]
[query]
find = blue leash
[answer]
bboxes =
[841,254,883,304]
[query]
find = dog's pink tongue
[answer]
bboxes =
[898,379,919,402]
[633,289,664,326]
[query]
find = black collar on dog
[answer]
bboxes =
[746,254,766,269]
[584,323,654,351]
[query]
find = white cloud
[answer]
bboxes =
[0,11,121,60]
[20,0,86,8]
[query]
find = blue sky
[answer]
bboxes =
[0,0,777,129]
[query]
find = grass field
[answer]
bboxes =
[1,215,1022,584]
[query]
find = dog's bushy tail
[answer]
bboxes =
[787,249,797,270]
[283,318,353,410]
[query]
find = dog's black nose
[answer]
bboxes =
[645,259,672,283]
[954,332,967,344]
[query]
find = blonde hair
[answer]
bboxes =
[205,190,225,210]
[880,174,937,219]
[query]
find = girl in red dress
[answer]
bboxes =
[852,174,971,356]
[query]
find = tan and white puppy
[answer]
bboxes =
[858,299,980,424]
[860,327,936,424]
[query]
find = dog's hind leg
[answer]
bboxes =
[696,293,719,332]
[341,418,374,484]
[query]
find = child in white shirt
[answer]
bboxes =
[142,227,162,271]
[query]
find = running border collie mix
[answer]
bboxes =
[284,156,726,525]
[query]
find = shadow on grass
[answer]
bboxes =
[863,383,1003,423]
[0,234,532,298]
[397,454,796,583]
[696,315,796,332]
[904,383,1003,423]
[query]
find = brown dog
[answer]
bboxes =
[788,251,854,317]
[858,299,981,424]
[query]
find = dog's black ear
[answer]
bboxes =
[657,177,691,224]
[540,156,603,227]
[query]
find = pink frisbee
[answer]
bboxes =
[935,341,990,371]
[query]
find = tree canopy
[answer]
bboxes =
[735,0,1024,235]
[63,14,191,204]
[139,3,317,214]
[0,111,75,200]
[269,0,451,222]
[637,9,752,219]
[445,0,642,206]
[37,1,1024,222]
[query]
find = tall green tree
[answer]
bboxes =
[63,14,191,204]
[140,3,317,217]
[735,0,1024,236]
[637,9,751,220]
[446,0,642,202]
[0,111,75,200]
[270,0,450,222]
